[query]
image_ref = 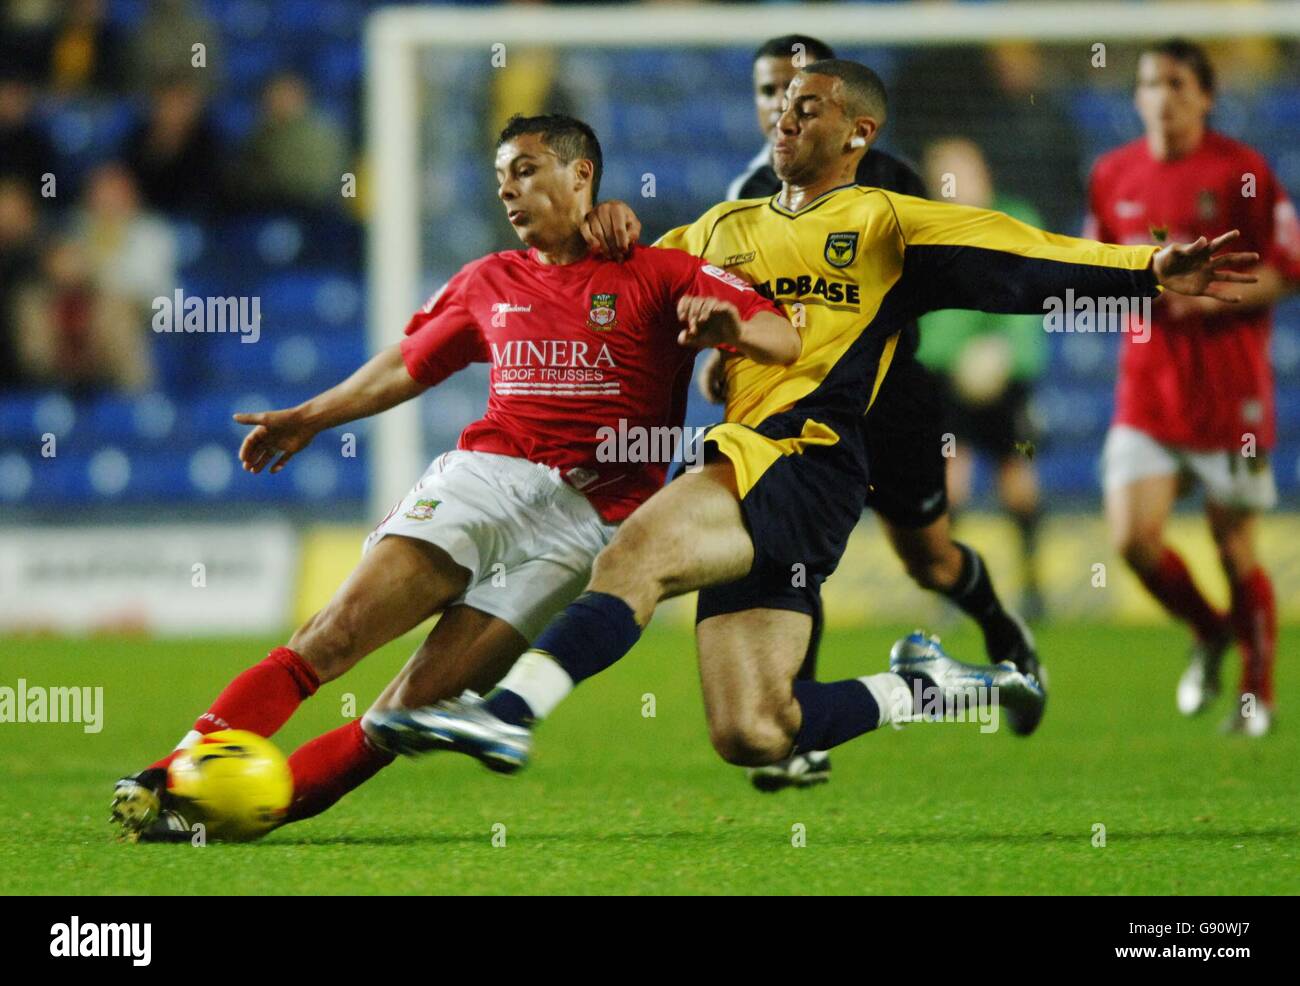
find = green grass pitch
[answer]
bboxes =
[1,622,1295,895]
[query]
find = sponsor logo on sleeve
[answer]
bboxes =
[701,265,755,292]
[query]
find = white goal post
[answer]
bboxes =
[364,1,1300,517]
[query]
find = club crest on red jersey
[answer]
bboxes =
[587,292,619,331]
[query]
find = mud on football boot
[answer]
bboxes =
[747,751,831,793]
[363,691,532,773]
[890,630,1046,737]
[110,767,169,841]
[1177,631,1231,716]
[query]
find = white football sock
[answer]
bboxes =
[172,729,204,752]
[859,672,914,727]
[496,650,574,721]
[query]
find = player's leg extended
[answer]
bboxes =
[883,513,1037,674]
[697,606,1044,765]
[371,604,529,711]
[111,535,469,837]
[481,460,753,722]
[282,605,528,824]
[697,605,927,767]
[1206,502,1275,734]
[375,461,756,771]
[166,534,469,760]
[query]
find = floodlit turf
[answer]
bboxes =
[1,622,1295,895]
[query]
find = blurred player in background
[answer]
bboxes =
[720,36,1040,792]
[1089,39,1300,736]
[110,114,796,839]
[917,137,1047,619]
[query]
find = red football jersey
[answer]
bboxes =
[1086,131,1300,449]
[400,244,781,522]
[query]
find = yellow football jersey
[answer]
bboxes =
[656,185,1160,429]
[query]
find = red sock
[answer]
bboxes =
[149,646,320,771]
[283,720,395,824]
[1230,568,1276,705]
[1136,548,1228,643]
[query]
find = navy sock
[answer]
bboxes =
[533,590,642,682]
[791,679,880,754]
[485,591,642,727]
[944,542,1022,658]
[485,689,535,727]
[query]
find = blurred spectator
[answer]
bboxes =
[47,0,126,94]
[231,72,348,212]
[0,179,42,390]
[891,42,1083,232]
[0,69,56,189]
[126,0,221,93]
[12,162,174,394]
[14,236,152,393]
[124,76,226,215]
[915,137,1048,618]
[74,163,177,309]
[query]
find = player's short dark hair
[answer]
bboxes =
[754,35,836,65]
[497,113,603,200]
[801,58,888,126]
[1142,38,1216,95]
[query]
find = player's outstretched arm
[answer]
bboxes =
[893,197,1257,317]
[1152,230,1260,302]
[233,344,427,474]
[676,295,800,365]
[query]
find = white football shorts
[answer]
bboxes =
[1101,424,1277,511]
[364,450,618,640]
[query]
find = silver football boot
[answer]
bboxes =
[363,691,532,773]
[889,630,1046,737]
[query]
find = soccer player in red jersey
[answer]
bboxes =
[110,114,796,839]
[1087,40,1300,735]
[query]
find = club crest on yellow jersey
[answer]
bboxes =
[824,231,859,268]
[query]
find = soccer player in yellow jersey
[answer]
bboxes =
[369,60,1258,773]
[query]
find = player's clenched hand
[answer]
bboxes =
[676,295,741,350]
[580,200,641,261]
[696,349,728,404]
[233,408,318,474]
[1153,229,1259,302]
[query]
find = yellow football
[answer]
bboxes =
[167,730,292,841]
